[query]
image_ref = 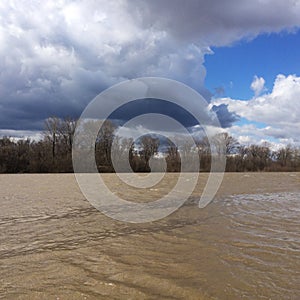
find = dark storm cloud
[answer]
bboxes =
[211,104,240,128]
[0,0,299,134]
[108,99,200,129]
[129,0,300,45]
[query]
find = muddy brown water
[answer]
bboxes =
[0,173,299,299]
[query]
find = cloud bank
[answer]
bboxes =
[211,74,300,145]
[0,0,300,135]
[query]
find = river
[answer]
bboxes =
[0,173,299,299]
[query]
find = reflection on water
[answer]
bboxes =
[0,174,299,299]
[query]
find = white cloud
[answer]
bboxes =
[0,129,42,141]
[251,75,266,96]
[212,74,300,145]
[223,124,292,150]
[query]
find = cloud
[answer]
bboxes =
[0,129,42,141]
[225,123,297,151]
[129,0,300,46]
[211,74,300,144]
[250,75,266,97]
[0,0,300,132]
[210,104,240,128]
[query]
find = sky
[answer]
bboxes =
[0,0,300,147]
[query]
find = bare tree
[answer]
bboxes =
[276,145,293,167]
[139,135,160,172]
[44,117,62,159]
[212,132,239,155]
[165,141,181,172]
[96,120,117,171]
[59,117,77,152]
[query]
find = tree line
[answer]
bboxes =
[0,116,299,173]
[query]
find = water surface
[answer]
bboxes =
[0,173,299,299]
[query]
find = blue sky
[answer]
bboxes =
[0,0,299,147]
[206,29,300,147]
[205,31,300,100]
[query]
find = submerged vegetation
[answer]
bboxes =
[0,116,299,173]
